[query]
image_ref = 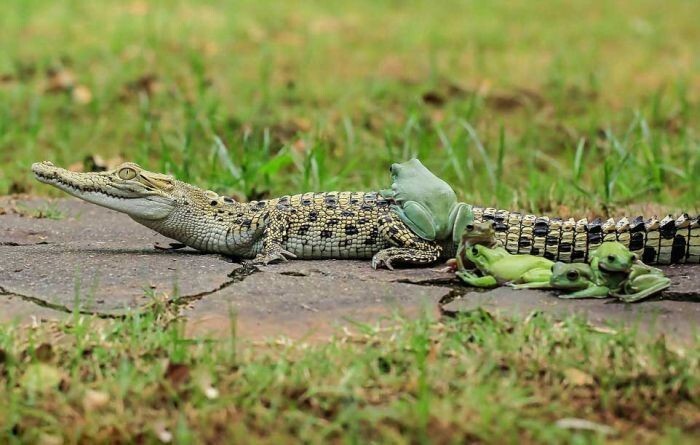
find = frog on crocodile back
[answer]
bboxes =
[380,158,472,244]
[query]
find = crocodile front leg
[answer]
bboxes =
[253,209,298,265]
[371,214,442,270]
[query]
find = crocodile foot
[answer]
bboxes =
[253,249,298,266]
[371,247,440,270]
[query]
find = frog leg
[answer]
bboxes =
[611,277,671,303]
[390,202,436,241]
[557,285,610,299]
[510,268,553,289]
[510,281,553,289]
[448,203,474,244]
[456,270,498,288]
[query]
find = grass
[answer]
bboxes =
[0,311,698,443]
[1,0,699,442]
[0,0,699,214]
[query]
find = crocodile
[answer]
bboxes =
[32,161,700,267]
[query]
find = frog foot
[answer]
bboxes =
[434,258,458,273]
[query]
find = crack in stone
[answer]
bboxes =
[171,262,259,306]
[657,292,700,302]
[0,241,50,246]
[0,263,260,319]
[395,277,461,288]
[279,271,309,277]
[0,285,123,319]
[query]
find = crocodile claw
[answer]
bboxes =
[253,248,298,265]
[371,252,395,270]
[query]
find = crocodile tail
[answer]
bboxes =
[471,207,700,265]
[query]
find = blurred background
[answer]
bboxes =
[0,0,698,214]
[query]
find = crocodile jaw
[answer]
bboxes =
[32,161,176,220]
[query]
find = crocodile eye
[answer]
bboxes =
[566,270,579,280]
[118,167,137,180]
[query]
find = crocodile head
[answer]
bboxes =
[32,161,180,220]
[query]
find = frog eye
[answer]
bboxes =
[631,254,637,261]
[607,255,616,262]
[466,224,474,231]
[118,167,137,180]
[471,246,479,255]
[566,270,580,280]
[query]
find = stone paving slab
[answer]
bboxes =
[184,261,448,339]
[0,294,66,325]
[0,197,237,314]
[1,197,699,341]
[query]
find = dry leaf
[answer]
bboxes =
[123,74,161,98]
[35,343,54,362]
[37,433,64,445]
[292,117,312,132]
[70,155,126,173]
[555,418,616,435]
[83,389,110,411]
[292,139,307,153]
[589,325,618,335]
[9,181,28,194]
[202,41,219,56]
[20,363,63,392]
[126,1,149,16]
[563,368,594,386]
[164,362,190,387]
[153,421,173,443]
[72,85,92,104]
[67,161,85,172]
[84,154,108,171]
[422,91,445,106]
[0,73,16,89]
[45,69,75,93]
[195,372,219,400]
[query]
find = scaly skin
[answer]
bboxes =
[31,161,700,267]
[470,207,700,265]
[32,161,444,269]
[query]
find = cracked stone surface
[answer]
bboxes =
[0,294,66,324]
[1,197,699,340]
[183,260,448,339]
[0,197,237,315]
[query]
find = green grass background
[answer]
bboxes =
[1,0,698,213]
